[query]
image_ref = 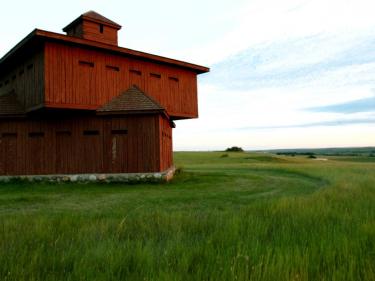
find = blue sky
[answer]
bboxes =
[1,0,374,150]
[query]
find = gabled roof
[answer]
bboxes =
[0,92,25,117]
[97,86,164,115]
[63,10,121,32]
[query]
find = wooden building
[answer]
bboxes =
[0,11,209,176]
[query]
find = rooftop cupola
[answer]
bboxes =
[63,11,121,46]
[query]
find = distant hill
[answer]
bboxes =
[258,147,375,156]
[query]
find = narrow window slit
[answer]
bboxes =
[169,77,179,82]
[150,73,161,79]
[130,69,142,76]
[56,131,72,136]
[2,132,17,138]
[29,132,44,138]
[106,65,120,72]
[79,61,95,67]
[83,130,99,136]
[111,129,128,135]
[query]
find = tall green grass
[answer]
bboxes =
[0,152,374,280]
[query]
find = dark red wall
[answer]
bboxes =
[44,42,198,119]
[0,113,172,175]
[0,50,44,110]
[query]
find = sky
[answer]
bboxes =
[1,0,375,150]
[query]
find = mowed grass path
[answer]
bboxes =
[0,152,374,280]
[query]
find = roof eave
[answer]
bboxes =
[0,113,26,119]
[36,30,209,74]
[96,109,165,115]
[0,29,38,66]
[0,29,210,74]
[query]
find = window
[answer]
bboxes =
[28,132,44,138]
[79,61,94,67]
[56,131,72,136]
[106,65,120,72]
[2,132,17,138]
[169,76,179,82]
[27,64,33,70]
[130,69,142,76]
[111,129,128,135]
[99,24,104,34]
[19,69,24,76]
[83,130,99,136]
[150,73,161,79]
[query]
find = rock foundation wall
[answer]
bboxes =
[0,166,176,184]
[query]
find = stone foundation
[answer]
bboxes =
[0,166,176,183]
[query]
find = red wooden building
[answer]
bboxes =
[0,11,209,176]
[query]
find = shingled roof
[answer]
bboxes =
[63,10,121,32]
[0,92,25,117]
[97,86,164,115]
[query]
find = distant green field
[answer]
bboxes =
[264,146,375,157]
[0,152,374,281]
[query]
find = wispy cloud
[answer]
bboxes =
[307,95,375,113]
[202,31,375,91]
[236,117,375,130]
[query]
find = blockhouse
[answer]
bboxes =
[0,11,209,176]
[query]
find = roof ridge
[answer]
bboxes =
[63,11,121,32]
[97,86,165,114]
[82,10,121,28]
[130,85,164,109]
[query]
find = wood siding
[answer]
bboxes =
[159,116,173,171]
[0,114,172,175]
[81,20,118,45]
[44,42,198,119]
[0,50,44,109]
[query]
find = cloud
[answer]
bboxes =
[306,95,375,113]
[181,0,375,65]
[236,117,375,130]
[202,31,375,92]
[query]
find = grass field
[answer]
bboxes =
[0,152,374,280]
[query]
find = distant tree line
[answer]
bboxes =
[225,146,244,152]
